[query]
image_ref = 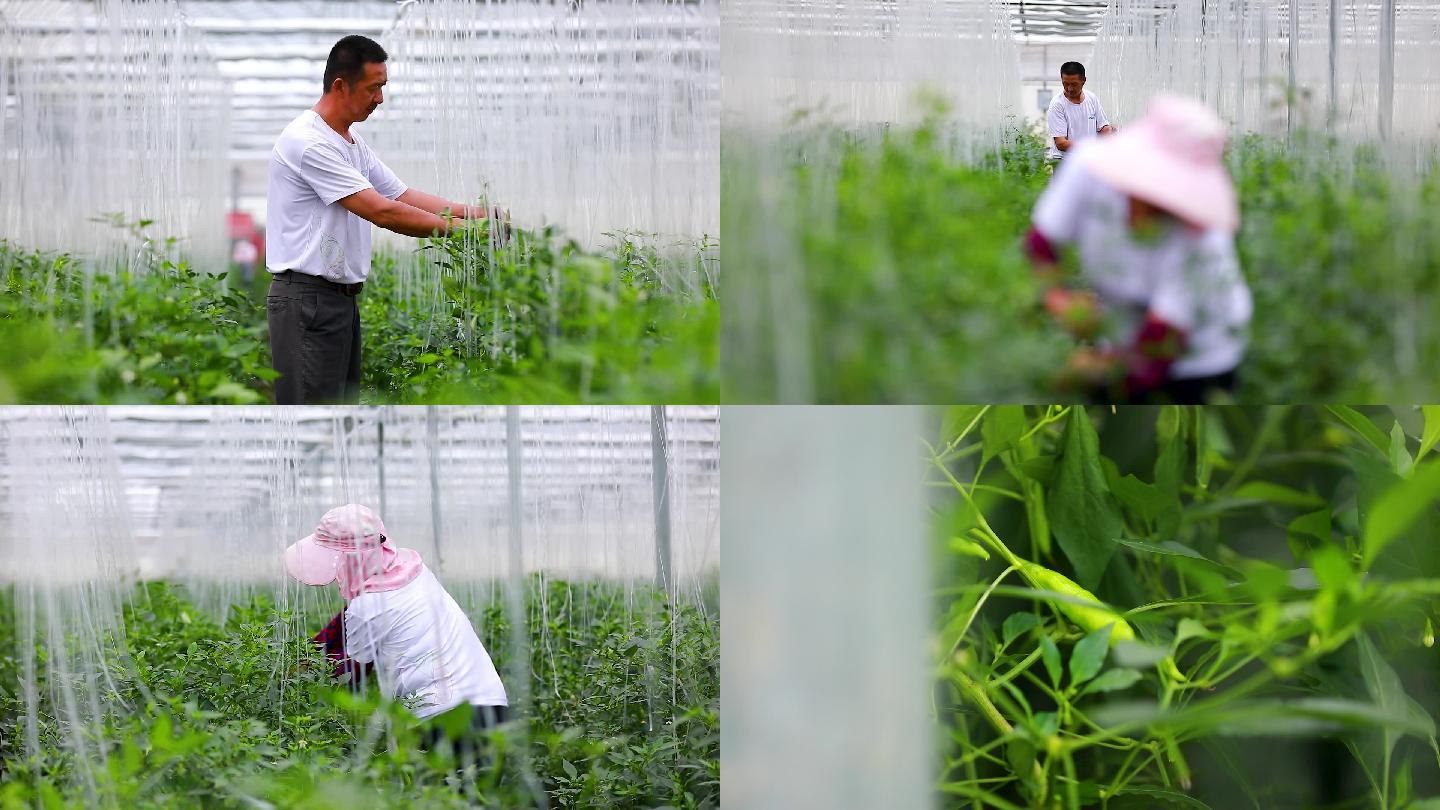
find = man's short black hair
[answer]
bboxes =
[324,35,388,93]
[1060,61,1086,79]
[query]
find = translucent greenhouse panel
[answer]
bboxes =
[99,406,718,598]
[723,406,931,809]
[0,409,141,801]
[366,0,719,251]
[0,0,231,270]
[1092,0,1440,154]
[724,0,1020,150]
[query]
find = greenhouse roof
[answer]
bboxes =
[1004,0,1109,40]
[1,0,714,161]
[1003,1,1437,43]
[0,406,719,542]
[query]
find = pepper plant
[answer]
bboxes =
[931,405,1440,808]
[0,577,718,809]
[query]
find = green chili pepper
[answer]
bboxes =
[1019,562,1136,643]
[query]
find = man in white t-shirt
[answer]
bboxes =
[1024,95,1251,402]
[265,35,505,404]
[1046,62,1115,162]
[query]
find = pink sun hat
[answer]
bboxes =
[283,504,387,586]
[1083,94,1239,233]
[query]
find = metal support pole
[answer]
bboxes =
[503,407,530,702]
[376,417,387,520]
[230,165,240,216]
[502,407,546,807]
[1379,0,1395,140]
[1328,0,1339,127]
[505,408,526,591]
[426,407,444,573]
[650,406,673,601]
[1287,0,1299,138]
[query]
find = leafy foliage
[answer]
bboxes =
[360,224,718,403]
[0,239,272,404]
[0,219,717,404]
[0,578,718,809]
[724,117,1440,402]
[932,405,1440,808]
[723,118,1066,402]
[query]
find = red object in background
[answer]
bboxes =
[227,211,264,262]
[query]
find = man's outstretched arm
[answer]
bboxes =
[398,188,493,220]
[337,187,452,238]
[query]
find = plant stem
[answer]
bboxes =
[948,565,1017,659]
[955,670,1013,737]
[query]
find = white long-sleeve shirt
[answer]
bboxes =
[344,565,508,719]
[1032,142,1252,379]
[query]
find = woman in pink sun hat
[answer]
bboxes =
[1024,94,1253,403]
[285,503,507,771]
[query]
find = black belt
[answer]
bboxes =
[276,270,364,296]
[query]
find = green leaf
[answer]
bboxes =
[1081,667,1142,696]
[1111,786,1214,809]
[1110,474,1168,526]
[981,405,1026,463]
[1194,409,1213,488]
[1047,408,1122,590]
[1231,481,1325,508]
[206,382,264,404]
[1310,544,1353,593]
[1357,633,1436,759]
[1204,698,1438,738]
[942,406,987,446]
[1286,508,1330,558]
[1391,422,1415,477]
[1154,407,1186,540]
[1040,635,1062,687]
[1363,459,1440,570]
[1326,406,1390,457]
[1173,618,1212,648]
[1031,710,1059,739]
[1070,624,1113,688]
[1290,504,1330,541]
[1005,738,1037,788]
[1002,612,1040,646]
[1017,455,1056,485]
[1115,538,1239,577]
[1419,405,1440,462]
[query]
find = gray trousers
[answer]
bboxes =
[266,273,362,404]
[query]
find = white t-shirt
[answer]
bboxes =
[265,110,407,284]
[1046,91,1110,161]
[344,566,508,719]
[1032,141,1252,379]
